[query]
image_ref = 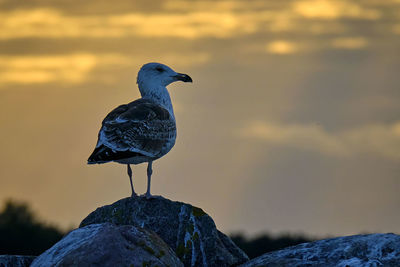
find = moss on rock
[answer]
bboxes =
[191,207,206,217]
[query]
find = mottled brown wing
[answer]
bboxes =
[88,99,176,163]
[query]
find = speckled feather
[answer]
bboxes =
[88,98,176,164]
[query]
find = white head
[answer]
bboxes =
[137,62,192,94]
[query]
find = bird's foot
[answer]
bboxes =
[130,192,138,198]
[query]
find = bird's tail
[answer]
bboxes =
[87,144,143,164]
[87,145,111,164]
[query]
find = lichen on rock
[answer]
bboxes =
[80,197,249,267]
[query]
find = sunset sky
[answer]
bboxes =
[0,0,399,237]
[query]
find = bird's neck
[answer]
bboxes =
[139,85,175,119]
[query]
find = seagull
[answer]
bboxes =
[88,63,192,198]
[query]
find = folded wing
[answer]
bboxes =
[88,99,176,164]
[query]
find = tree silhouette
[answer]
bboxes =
[230,232,313,259]
[0,199,65,255]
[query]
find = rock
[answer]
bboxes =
[0,255,36,267]
[80,197,249,267]
[240,233,400,267]
[31,223,183,267]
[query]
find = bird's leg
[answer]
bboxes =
[145,161,153,198]
[127,164,136,197]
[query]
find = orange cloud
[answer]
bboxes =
[0,6,351,40]
[0,9,257,40]
[293,0,381,20]
[266,40,298,54]
[0,54,128,85]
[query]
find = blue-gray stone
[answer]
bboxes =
[31,223,183,267]
[0,255,35,267]
[80,196,249,267]
[240,233,400,267]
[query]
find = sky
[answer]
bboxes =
[0,0,399,237]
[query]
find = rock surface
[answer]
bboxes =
[0,255,36,267]
[31,223,183,267]
[80,196,249,267]
[240,233,400,267]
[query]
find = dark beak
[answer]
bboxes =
[174,73,193,83]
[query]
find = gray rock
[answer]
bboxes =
[240,233,400,267]
[80,197,249,267]
[0,255,35,267]
[31,223,183,267]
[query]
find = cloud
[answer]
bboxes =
[293,0,381,20]
[1,0,396,44]
[0,8,257,40]
[0,2,391,43]
[0,54,129,85]
[0,5,352,40]
[266,40,298,54]
[237,120,400,161]
[163,0,270,12]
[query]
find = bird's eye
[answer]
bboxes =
[156,67,164,73]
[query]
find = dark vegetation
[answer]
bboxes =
[230,233,313,259]
[0,200,66,255]
[0,200,313,258]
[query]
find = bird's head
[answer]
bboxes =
[137,63,192,90]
